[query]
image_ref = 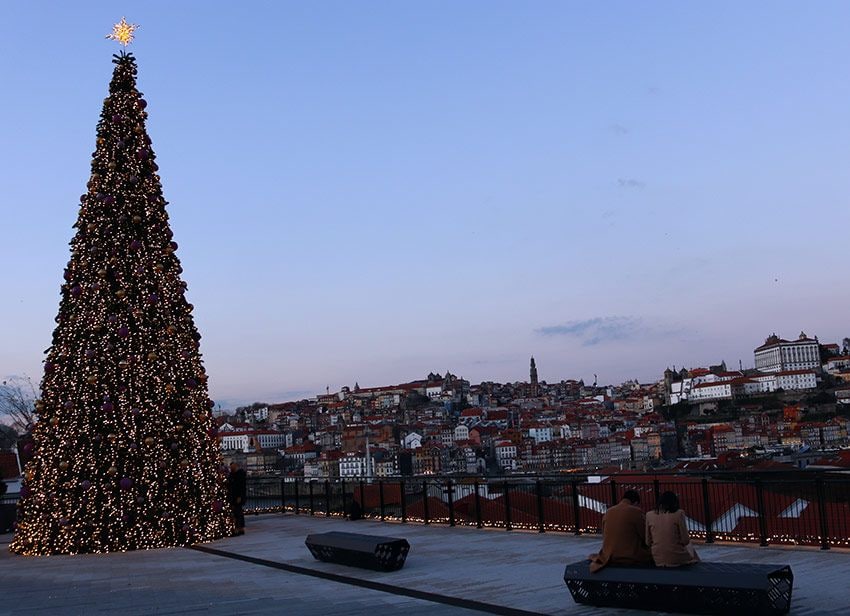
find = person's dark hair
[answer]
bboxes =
[657,491,680,513]
[623,489,640,504]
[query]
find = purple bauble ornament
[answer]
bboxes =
[186,378,198,389]
[121,514,130,523]
[136,149,149,160]
[79,194,87,203]
[22,443,34,455]
[182,410,193,420]
[138,98,147,109]
[129,442,138,450]
[44,361,55,373]
[103,195,115,205]
[136,496,145,504]
[119,477,133,490]
[117,326,130,338]
[212,499,223,513]
[112,114,122,123]
[131,407,141,416]
[70,285,81,296]
[128,175,138,185]
[129,240,142,251]
[64,269,73,281]
[81,480,92,490]
[59,517,69,527]
[64,401,74,410]
[108,315,118,324]
[83,346,95,358]
[169,241,179,251]
[102,401,113,412]
[147,293,159,304]
[170,442,179,451]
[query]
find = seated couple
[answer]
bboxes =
[589,489,699,573]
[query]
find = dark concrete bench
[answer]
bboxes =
[305,531,410,571]
[564,559,793,615]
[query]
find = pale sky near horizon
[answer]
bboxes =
[2,2,849,408]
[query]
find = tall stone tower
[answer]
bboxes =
[530,356,539,397]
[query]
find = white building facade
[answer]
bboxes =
[754,332,820,373]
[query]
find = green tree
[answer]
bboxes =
[12,53,232,555]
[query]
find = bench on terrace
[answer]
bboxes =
[564,559,793,615]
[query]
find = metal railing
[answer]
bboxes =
[245,472,850,549]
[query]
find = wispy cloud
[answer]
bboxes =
[536,316,680,347]
[617,178,646,190]
[609,123,630,135]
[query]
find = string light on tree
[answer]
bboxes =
[11,20,233,556]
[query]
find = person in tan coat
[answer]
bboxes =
[588,490,652,573]
[646,491,700,567]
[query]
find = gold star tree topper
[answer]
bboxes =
[106,17,139,47]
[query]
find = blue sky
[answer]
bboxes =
[2,2,849,408]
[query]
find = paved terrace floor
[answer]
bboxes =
[1,514,849,615]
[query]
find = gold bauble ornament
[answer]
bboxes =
[133,215,142,224]
[87,375,98,385]
[118,360,129,369]
[175,424,183,432]
[107,433,118,443]
[165,384,176,394]
[144,436,154,446]
[179,459,189,468]
[108,162,117,170]
[107,466,118,476]
[166,325,176,335]
[147,352,158,361]
[50,417,60,426]
[97,137,106,145]
[97,268,107,277]
[59,461,69,471]
[87,223,97,232]
[115,289,126,299]
[154,263,164,273]
[35,400,45,412]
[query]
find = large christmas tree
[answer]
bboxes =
[12,36,233,555]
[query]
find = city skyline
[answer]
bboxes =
[2,2,850,407]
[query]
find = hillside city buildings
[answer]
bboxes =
[215,331,850,478]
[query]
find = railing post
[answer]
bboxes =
[308,480,315,516]
[609,479,618,507]
[536,479,545,533]
[755,479,768,546]
[701,478,714,544]
[379,480,385,521]
[280,478,286,512]
[572,480,581,535]
[422,480,430,525]
[474,480,483,528]
[816,477,831,550]
[324,480,331,517]
[294,479,300,514]
[447,479,455,526]
[400,480,407,523]
[652,478,660,505]
[341,479,348,518]
[359,479,366,516]
[503,481,512,531]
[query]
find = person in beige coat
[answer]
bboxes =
[646,491,700,567]
[588,490,652,573]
